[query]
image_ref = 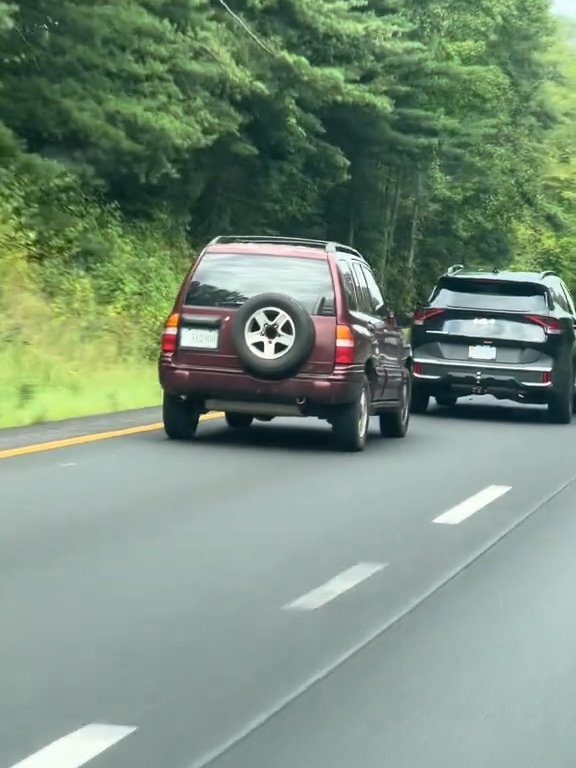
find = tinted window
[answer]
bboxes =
[351,263,372,314]
[431,279,548,312]
[560,282,576,315]
[185,253,335,314]
[361,266,385,312]
[337,260,358,311]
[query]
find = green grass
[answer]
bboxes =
[0,256,162,430]
[0,355,160,429]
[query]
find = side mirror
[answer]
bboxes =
[395,311,413,329]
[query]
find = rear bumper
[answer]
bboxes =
[159,360,365,412]
[413,358,553,400]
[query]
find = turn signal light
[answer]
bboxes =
[413,308,445,326]
[161,313,180,354]
[335,325,355,365]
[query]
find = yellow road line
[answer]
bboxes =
[0,412,223,461]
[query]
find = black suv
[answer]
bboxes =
[410,267,576,423]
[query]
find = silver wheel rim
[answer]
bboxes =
[358,388,369,439]
[244,307,296,360]
[401,379,410,424]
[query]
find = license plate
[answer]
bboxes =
[468,345,496,361]
[180,326,219,350]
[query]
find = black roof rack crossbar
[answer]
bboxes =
[209,235,363,259]
[539,270,557,280]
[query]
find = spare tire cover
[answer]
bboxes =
[231,293,316,380]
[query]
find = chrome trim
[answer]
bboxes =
[413,373,441,380]
[205,399,303,417]
[520,381,552,388]
[414,358,552,374]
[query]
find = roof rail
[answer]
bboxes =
[539,270,557,280]
[445,264,464,276]
[209,235,363,259]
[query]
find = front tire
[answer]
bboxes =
[436,394,457,408]
[380,374,411,438]
[333,379,370,452]
[163,393,200,440]
[411,387,430,415]
[225,413,254,429]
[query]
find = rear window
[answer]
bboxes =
[185,253,335,314]
[430,279,548,312]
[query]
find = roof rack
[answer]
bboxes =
[445,264,464,276]
[209,235,363,260]
[539,270,557,280]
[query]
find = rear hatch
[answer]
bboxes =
[413,277,558,366]
[173,249,337,375]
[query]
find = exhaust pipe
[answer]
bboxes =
[297,396,307,414]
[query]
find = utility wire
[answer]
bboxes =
[214,0,276,56]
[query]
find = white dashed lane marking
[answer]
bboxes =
[8,724,137,768]
[284,563,387,611]
[433,485,512,526]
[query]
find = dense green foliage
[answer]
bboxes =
[0,1,575,425]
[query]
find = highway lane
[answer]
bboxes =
[1,399,576,768]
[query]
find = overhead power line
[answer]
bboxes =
[214,0,276,56]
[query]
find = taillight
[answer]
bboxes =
[524,315,563,336]
[413,308,445,326]
[413,362,423,376]
[335,325,355,365]
[161,313,180,354]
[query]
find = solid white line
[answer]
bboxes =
[9,724,137,768]
[285,563,387,611]
[433,485,512,526]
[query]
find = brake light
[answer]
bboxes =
[335,325,355,365]
[413,362,423,376]
[413,308,445,326]
[524,315,563,336]
[161,313,180,354]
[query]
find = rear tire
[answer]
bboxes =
[411,387,430,415]
[548,370,574,424]
[379,374,411,438]
[225,412,254,429]
[436,394,457,408]
[333,378,370,452]
[163,393,200,440]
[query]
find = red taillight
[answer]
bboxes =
[335,325,355,365]
[413,308,445,326]
[161,313,180,354]
[524,315,563,336]
[413,362,423,376]
[541,371,552,384]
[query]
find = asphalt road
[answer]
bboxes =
[2,398,576,768]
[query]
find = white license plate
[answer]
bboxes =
[180,327,219,350]
[468,345,496,361]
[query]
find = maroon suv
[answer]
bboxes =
[159,236,412,451]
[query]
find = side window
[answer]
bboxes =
[560,282,575,316]
[550,282,569,313]
[351,263,372,314]
[337,260,358,311]
[361,265,385,313]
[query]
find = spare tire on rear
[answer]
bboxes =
[231,293,315,380]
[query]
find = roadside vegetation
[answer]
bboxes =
[0,1,575,428]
